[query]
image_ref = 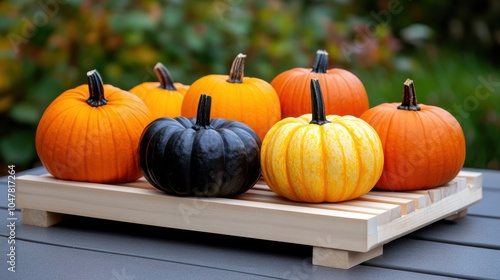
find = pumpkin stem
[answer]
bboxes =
[193,94,213,130]
[309,78,331,125]
[311,50,328,74]
[86,69,107,107]
[154,62,177,90]
[226,53,246,83]
[398,79,421,111]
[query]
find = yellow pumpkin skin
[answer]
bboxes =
[36,70,151,183]
[129,63,189,119]
[261,79,384,203]
[181,53,281,141]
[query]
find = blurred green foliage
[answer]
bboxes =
[1,0,499,175]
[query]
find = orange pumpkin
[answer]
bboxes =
[129,62,189,119]
[181,53,281,140]
[270,49,369,118]
[36,70,151,183]
[360,79,466,191]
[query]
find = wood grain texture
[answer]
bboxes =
[16,171,482,269]
[21,208,68,227]
[313,246,383,269]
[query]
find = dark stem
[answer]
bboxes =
[311,50,328,74]
[86,70,107,107]
[154,62,177,90]
[192,94,213,130]
[309,78,330,125]
[397,79,421,111]
[226,53,246,83]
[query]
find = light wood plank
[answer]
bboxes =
[241,190,396,225]
[340,200,402,221]
[118,177,158,190]
[17,174,377,252]
[457,171,483,190]
[21,208,68,227]
[368,191,430,209]
[252,182,272,192]
[357,194,415,215]
[375,183,482,248]
[313,246,383,269]
[412,189,442,204]
[16,171,483,259]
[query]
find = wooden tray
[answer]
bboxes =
[17,171,482,269]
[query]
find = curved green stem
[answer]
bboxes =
[226,53,246,83]
[311,50,328,74]
[86,69,107,107]
[397,79,421,111]
[154,62,177,90]
[192,94,213,130]
[309,78,330,125]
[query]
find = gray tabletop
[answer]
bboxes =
[1,166,499,280]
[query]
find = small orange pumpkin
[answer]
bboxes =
[360,79,466,191]
[36,70,151,183]
[129,62,189,119]
[181,53,281,141]
[270,50,369,118]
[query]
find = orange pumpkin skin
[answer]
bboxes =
[36,70,151,183]
[360,79,466,191]
[271,50,369,118]
[130,63,189,119]
[181,53,281,141]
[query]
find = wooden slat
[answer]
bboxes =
[412,189,442,204]
[411,178,466,204]
[16,171,483,259]
[17,174,377,252]
[240,190,396,225]
[252,182,272,191]
[457,170,483,190]
[119,178,158,190]
[357,194,415,216]
[376,181,482,248]
[340,200,402,222]
[368,191,430,209]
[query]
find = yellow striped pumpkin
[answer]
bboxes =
[261,78,384,203]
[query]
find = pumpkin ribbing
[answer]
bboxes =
[359,78,466,191]
[261,78,384,203]
[270,49,369,118]
[181,53,281,141]
[36,69,151,183]
[139,94,261,197]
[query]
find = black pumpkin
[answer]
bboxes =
[139,94,261,197]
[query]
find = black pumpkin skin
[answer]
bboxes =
[139,95,261,197]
